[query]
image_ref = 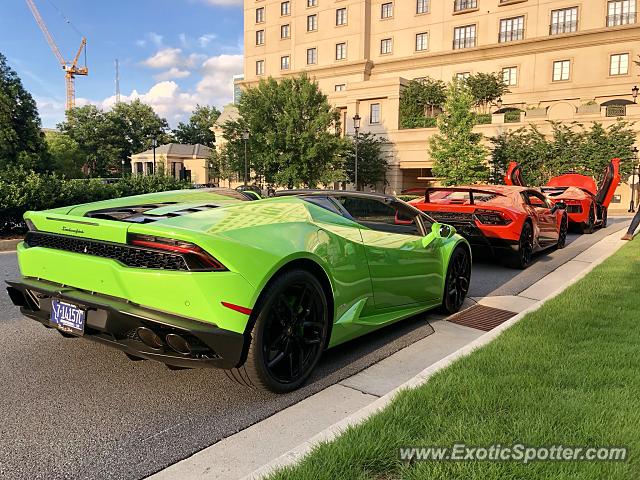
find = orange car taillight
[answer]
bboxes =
[127,234,227,271]
[474,209,512,226]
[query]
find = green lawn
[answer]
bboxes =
[269,239,640,480]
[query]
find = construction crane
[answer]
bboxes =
[25,0,88,110]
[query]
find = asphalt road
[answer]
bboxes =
[0,218,629,480]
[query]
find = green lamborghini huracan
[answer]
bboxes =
[7,188,471,392]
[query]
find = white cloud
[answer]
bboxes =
[136,32,164,48]
[35,96,66,128]
[142,48,205,70]
[154,67,191,81]
[75,54,243,127]
[198,33,217,48]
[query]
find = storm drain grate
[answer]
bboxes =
[447,304,517,331]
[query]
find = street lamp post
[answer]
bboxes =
[151,137,158,175]
[242,129,250,186]
[353,113,361,191]
[633,86,639,104]
[121,159,125,178]
[630,146,639,213]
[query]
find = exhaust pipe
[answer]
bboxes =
[136,327,163,350]
[165,333,191,356]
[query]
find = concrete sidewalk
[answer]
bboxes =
[148,224,630,480]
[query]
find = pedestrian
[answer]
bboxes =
[622,209,640,240]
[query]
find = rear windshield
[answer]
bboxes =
[429,191,498,204]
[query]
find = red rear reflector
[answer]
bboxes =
[221,302,252,315]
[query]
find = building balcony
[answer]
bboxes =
[549,21,578,35]
[499,29,525,43]
[453,37,477,49]
[453,0,477,13]
[607,13,637,27]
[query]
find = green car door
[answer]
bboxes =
[334,196,444,310]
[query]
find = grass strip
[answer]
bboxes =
[269,239,640,480]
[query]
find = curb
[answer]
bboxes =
[244,228,630,479]
[0,239,22,252]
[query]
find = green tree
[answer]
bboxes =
[465,72,510,114]
[345,133,388,189]
[173,105,220,147]
[0,52,48,171]
[59,100,171,176]
[489,126,550,185]
[399,78,446,129]
[45,131,84,178]
[222,74,343,188]
[430,80,490,185]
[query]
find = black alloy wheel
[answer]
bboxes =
[229,269,329,393]
[582,204,596,234]
[441,246,471,314]
[557,214,568,249]
[507,221,534,269]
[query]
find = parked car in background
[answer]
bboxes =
[505,159,621,233]
[409,186,568,269]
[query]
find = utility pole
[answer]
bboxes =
[115,59,121,104]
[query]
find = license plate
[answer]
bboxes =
[50,299,86,335]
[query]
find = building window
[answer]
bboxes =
[370,103,381,124]
[453,25,476,49]
[307,14,318,31]
[335,84,346,92]
[550,7,578,35]
[307,47,317,65]
[256,60,265,75]
[456,72,471,80]
[417,0,429,14]
[281,1,290,16]
[502,66,518,86]
[552,60,571,81]
[307,0,317,7]
[256,7,265,23]
[336,42,347,60]
[255,30,265,45]
[381,2,393,19]
[380,38,393,55]
[336,8,347,26]
[499,16,525,42]
[608,0,637,26]
[415,32,429,51]
[610,53,630,75]
[454,0,477,12]
[280,55,290,70]
[281,24,290,38]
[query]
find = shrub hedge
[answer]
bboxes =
[0,169,191,236]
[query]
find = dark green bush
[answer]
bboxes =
[475,113,492,125]
[504,110,522,123]
[397,195,421,202]
[400,116,437,129]
[0,169,190,235]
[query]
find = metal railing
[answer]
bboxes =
[454,0,477,12]
[499,29,525,42]
[549,20,578,35]
[607,12,637,26]
[606,105,627,117]
[453,37,476,49]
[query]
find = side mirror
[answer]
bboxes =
[422,222,455,248]
[551,201,567,214]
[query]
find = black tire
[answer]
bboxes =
[506,221,534,269]
[556,214,568,249]
[440,246,471,315]
[582,204,596,234]
[227,269,329,393]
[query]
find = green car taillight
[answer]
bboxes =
[127,234,227,272]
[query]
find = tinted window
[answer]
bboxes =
[524,191,549,208]
[335,196,422,236]
[301,196,343,215]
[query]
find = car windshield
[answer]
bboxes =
[429,191,498,204]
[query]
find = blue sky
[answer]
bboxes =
[1,0,244,128]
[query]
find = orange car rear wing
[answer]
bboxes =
[420,187,506,205]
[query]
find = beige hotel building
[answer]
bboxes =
[241,0,640,209]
